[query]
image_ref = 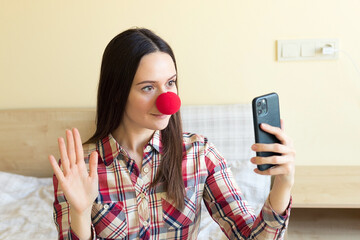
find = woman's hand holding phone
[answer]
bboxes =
[250,120,295,188]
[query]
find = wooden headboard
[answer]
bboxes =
[0,109,96,178]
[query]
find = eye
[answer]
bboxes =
[142,85,154,92]
[167,79,176,87]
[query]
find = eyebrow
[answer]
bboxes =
[136,74,177,85]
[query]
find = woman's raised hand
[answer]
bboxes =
[49,128,99,214]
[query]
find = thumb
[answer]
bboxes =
[89,151,98,178]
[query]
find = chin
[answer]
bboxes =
[143,114,171,131]
[153,122,170,131]
[151,119,171,131]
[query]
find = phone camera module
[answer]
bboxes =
[256,98,268,117]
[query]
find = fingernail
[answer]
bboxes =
[251,144,257,150]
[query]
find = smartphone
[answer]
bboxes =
[252,92,281,171]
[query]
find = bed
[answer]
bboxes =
[0,104,270,240]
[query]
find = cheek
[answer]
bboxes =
[169,85,178,94]
[128,93,156,112]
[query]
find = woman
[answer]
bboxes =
[49,28,295,240]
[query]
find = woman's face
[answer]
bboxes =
[123,52,178,132]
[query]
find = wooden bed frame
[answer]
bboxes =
[0,109,96,178]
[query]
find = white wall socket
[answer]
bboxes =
[277,39,339,61]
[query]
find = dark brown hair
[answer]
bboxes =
[85,28,185,209]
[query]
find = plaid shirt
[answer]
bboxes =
[53,131,291,240]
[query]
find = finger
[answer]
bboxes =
[254,165,288,176]
[66,130,76,167]
[48,155,65,182]
[260,123,289,144]
[251,155,289,165]
[252,143,293,155]
[58,137,70,175]
[280,119,285,130]
[72,128,85,166]
[89,151,98,179]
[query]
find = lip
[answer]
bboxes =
[151,113,168,119]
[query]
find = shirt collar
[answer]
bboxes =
[97,130,162,166]
[149,130,162,153]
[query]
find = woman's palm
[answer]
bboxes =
[49,128,98,214]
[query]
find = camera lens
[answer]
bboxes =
[258,109,262,115]
[257,101,261,107]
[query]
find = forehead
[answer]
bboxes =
[133,52,176,82]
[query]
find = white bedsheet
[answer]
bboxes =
[0,171,57,240]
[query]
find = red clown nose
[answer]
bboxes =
[156,92,181,115]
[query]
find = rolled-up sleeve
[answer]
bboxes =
[203,142,291,239]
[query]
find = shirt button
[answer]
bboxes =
[143,167,149,173]
[138,178,143,185]
[103,204,109,210]
[145,145,152,152]
[141,193,146,199]
[143,220,148,226]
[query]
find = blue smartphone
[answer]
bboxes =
[252,92,281,171]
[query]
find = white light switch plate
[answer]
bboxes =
[277,39,339,61]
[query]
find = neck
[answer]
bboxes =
[112,124,155,154]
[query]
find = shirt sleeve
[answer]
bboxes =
[202,142,291,240]
[52,173,97,240]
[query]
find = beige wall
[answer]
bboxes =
[1,0,359,166]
